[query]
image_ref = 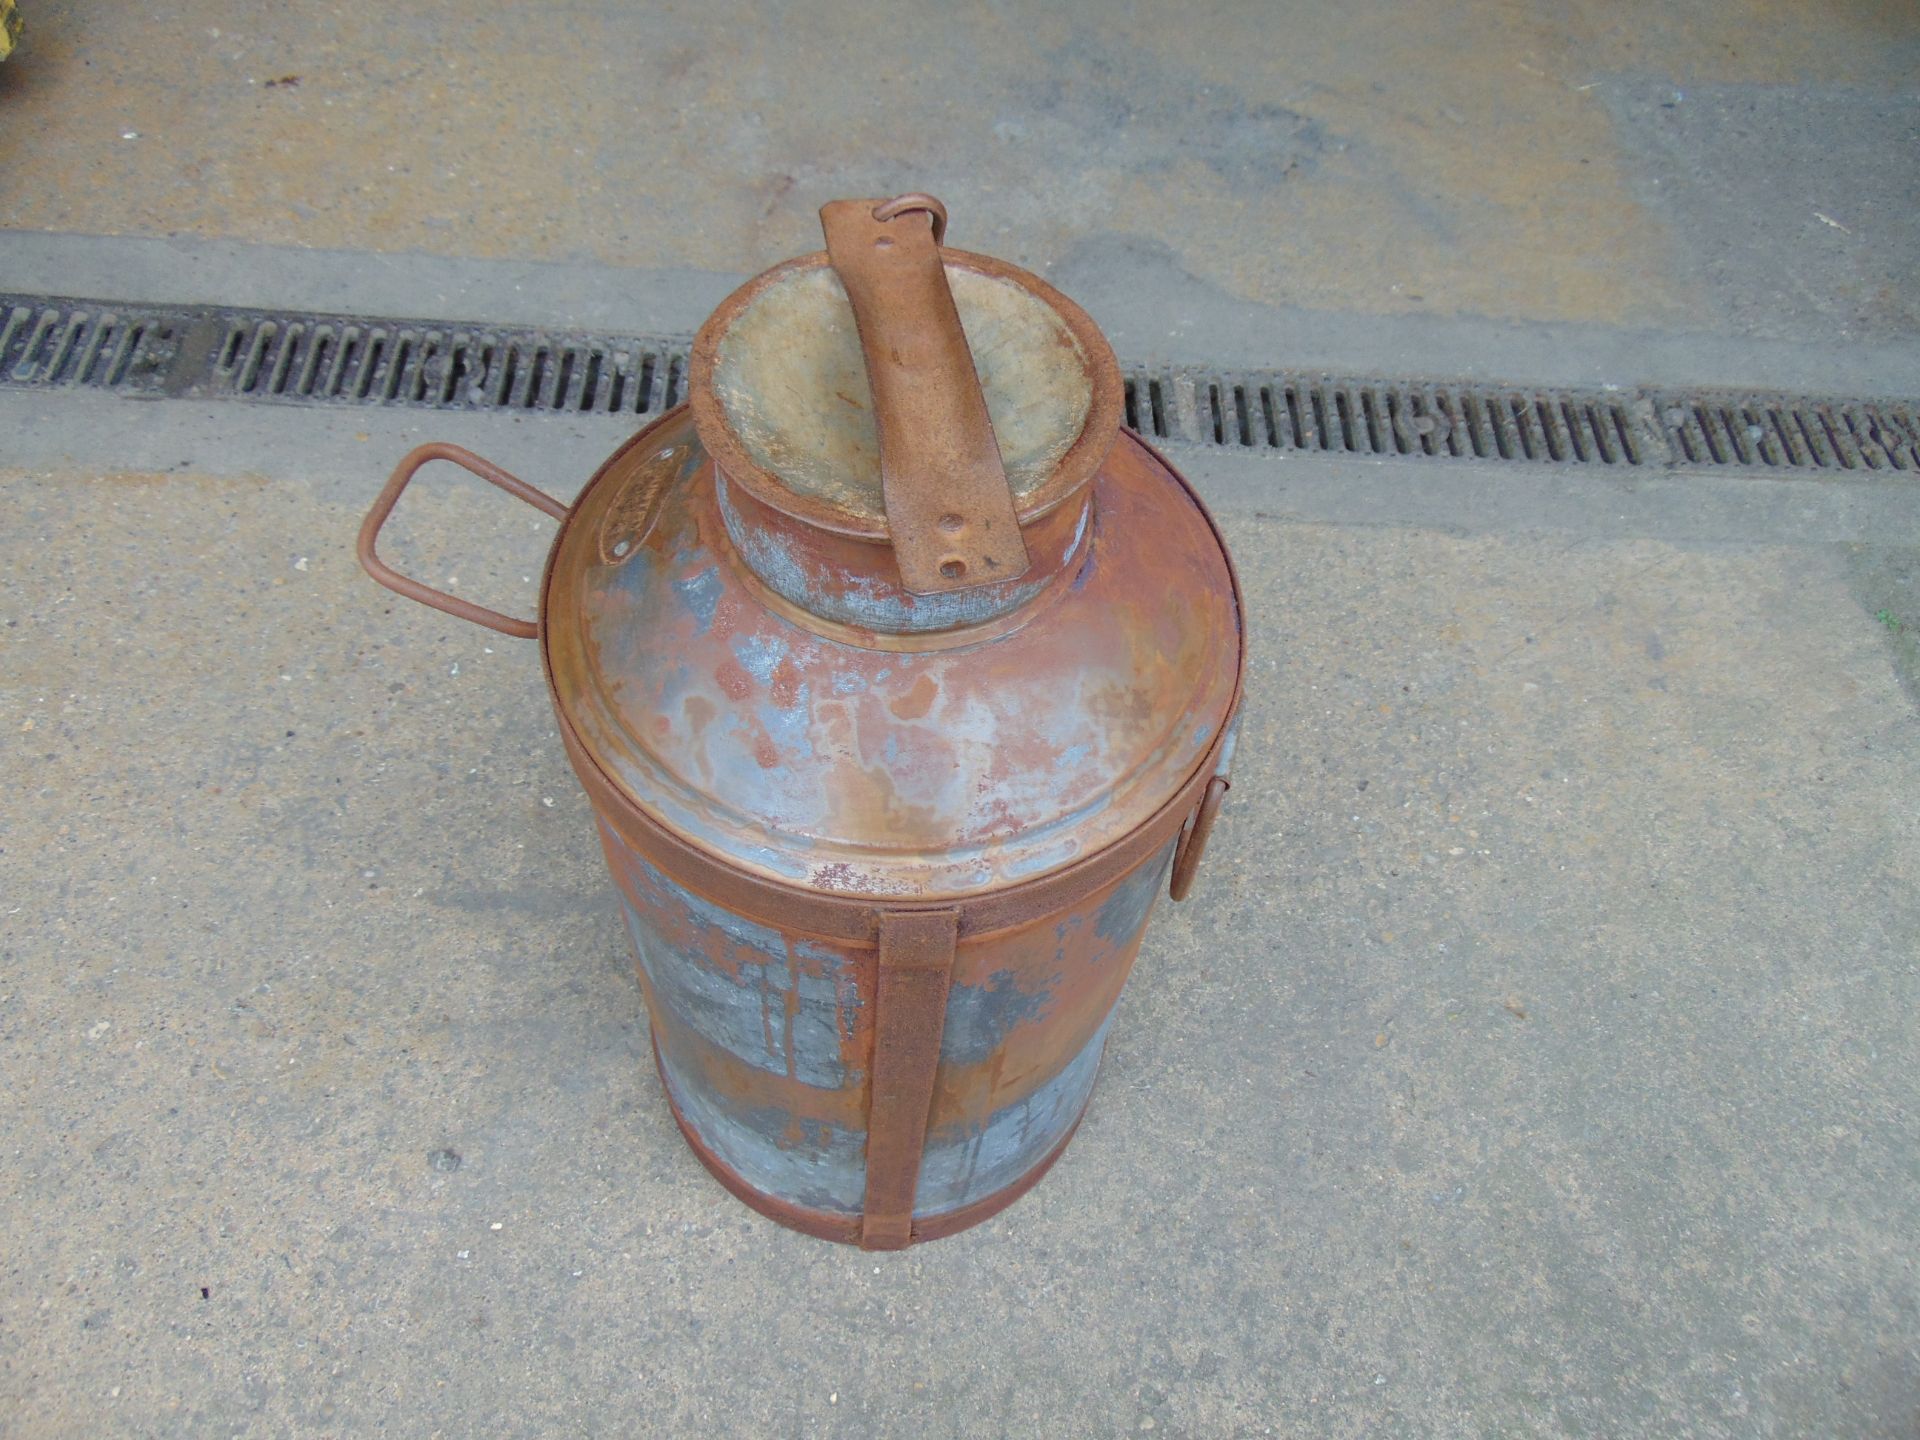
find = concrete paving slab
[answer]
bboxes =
[1,392,1915,1436]
[3,0,1917,340]
[1602,82,1920,344]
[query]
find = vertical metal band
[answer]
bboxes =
[861,908,960,1250]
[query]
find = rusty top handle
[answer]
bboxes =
[820,196,1031,595]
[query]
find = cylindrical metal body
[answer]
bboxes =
[360,197,1244,1247]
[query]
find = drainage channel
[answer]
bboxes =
[4,291,1918,474]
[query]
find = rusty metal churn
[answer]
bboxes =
[359,195,1244,1247]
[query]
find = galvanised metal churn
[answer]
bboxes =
[359,195,1245,1248]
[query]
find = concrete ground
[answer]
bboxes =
[2,2,1918,1436]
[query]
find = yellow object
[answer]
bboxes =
[0,1,20,61]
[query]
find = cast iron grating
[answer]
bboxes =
[214,316,688,415]
[4,291,1917,475]
[1123,371,1646,465]
[1650,391,1919,472]
[0,299,177,393]
[0,295,690,416]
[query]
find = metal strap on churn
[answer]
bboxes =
[821,197,1048,1246]
[862,908,960,1248]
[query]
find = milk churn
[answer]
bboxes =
[358,195,1244,1247]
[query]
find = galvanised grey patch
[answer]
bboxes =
[1095,840,1174,947]
[915,1010,1116,1217]
[714,475,1060,634]
[618,879,856,1090]
[672,565,723,634]
[940,971,1053,1070]
[653,1046,869,1216]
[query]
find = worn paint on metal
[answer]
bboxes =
[533,359,1237,1240]
[602,821,870,1107]
[714,473,1077,633]
[602,799,1178,1220]
[613,839,860,1091]
[543,410,1239,902]
[916,1007,1114,1215]
[370,403,1239,1241]
[658,1062,872,1215]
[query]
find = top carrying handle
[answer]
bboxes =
[819,195,1031,596]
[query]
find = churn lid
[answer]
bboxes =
[691,195,1121,564]
[540,196,1242,900]
[688,194,1123,618]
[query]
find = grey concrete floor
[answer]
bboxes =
[3,0,1918,343]
[3,1,1920,1436]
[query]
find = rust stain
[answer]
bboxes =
[888,673,939,720]
[770,657,804,709]
[714,658,752,700]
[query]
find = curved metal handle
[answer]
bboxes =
[819,194,1030,596]
[357,442,569,640]
[1169,775,1230,902]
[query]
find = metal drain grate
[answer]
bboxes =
[1650,389,1919,472]
[212,314,688,415]
[1124,371,1646,465]
[4,291,1916,475]
[0,293,690,417]
[0,298,178,394]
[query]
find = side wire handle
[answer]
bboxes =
[1169,776,1230,902]
[357,442,569,640]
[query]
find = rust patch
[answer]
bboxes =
[771,657,804,709]
[889,673,939,720]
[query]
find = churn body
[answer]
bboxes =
[361,197,1243,1247]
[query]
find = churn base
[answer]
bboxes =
[648,1028,1087,1248]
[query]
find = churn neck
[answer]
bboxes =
[688,194,1123,636]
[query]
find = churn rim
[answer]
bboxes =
[688,246,1125,544]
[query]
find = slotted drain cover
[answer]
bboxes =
[0,298,178,395]
[1651,390,1919,472]
[1124,371,1646,465]
[0,294,690,417]
[3,291,1916,474]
